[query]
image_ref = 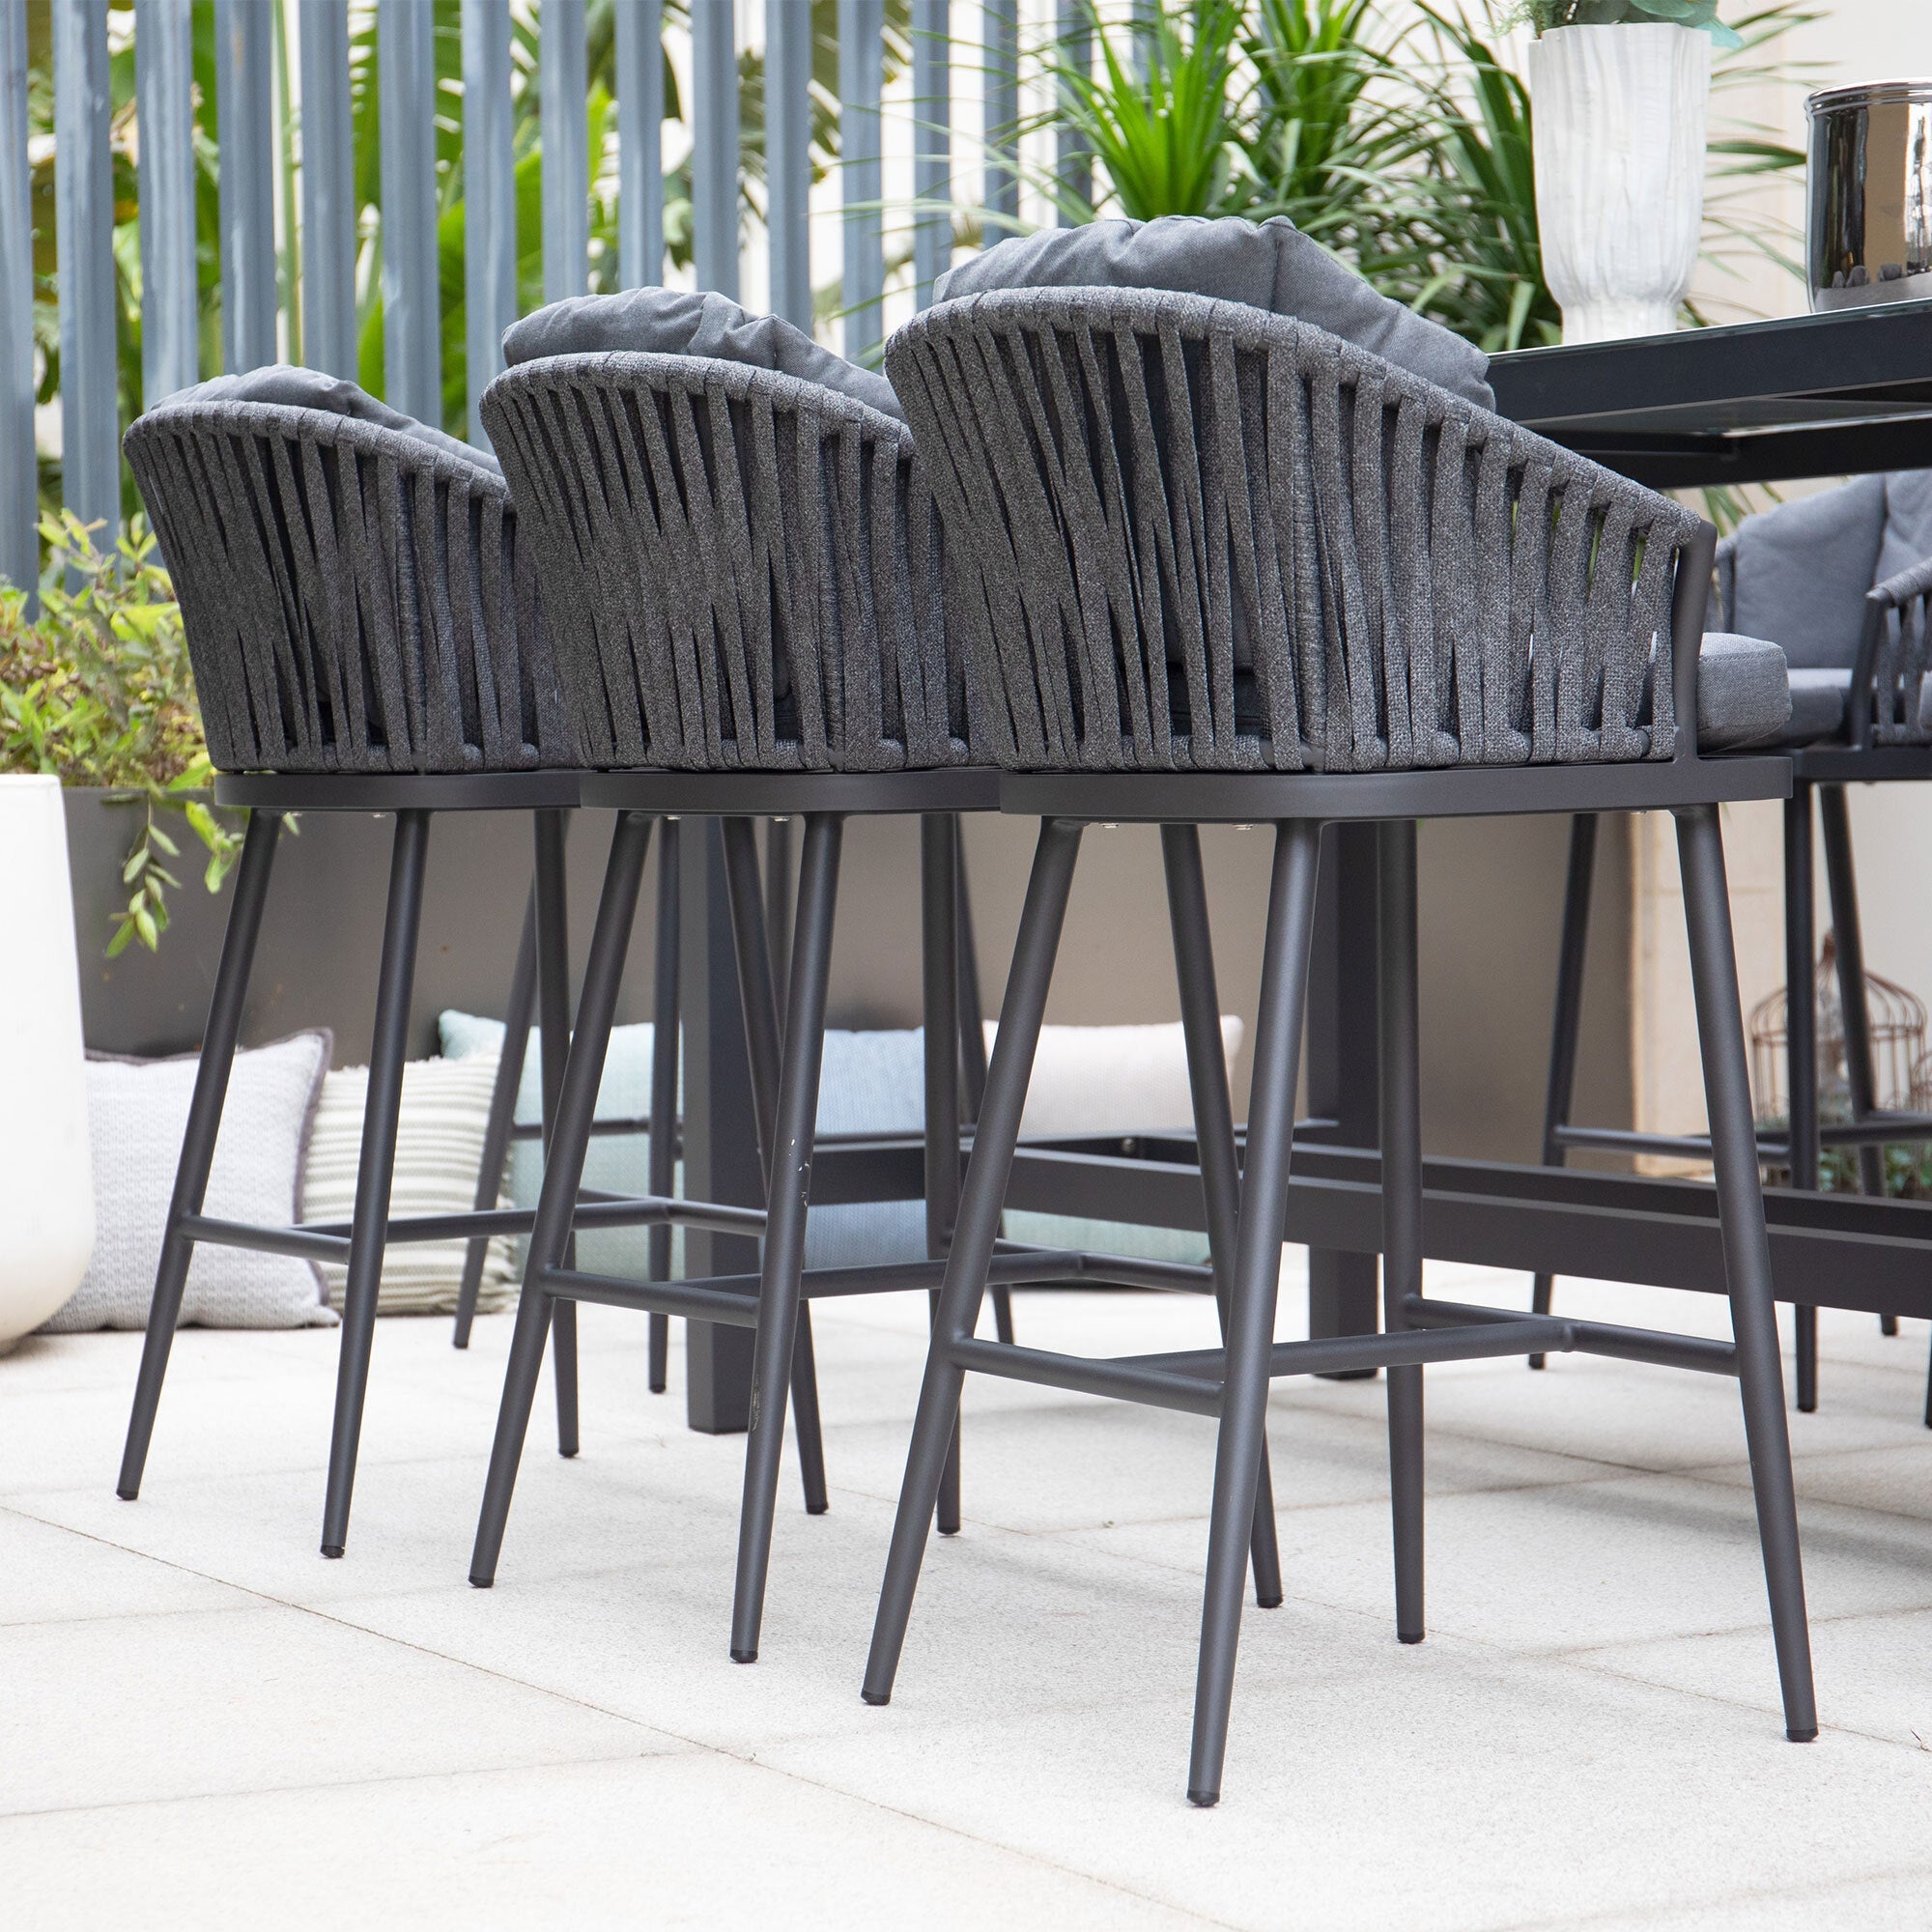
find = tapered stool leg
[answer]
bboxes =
[321,810,432,1557]
[923,816,967,1539]
[1784,787,1820,1413]
[731,815,843,1660]
[119,810,282,1500]
[647,821,681,1392]
[1187,820,1322,1807]
[722,817,829,1515]
[1677,804,1817,1741]
[1161,824,1283,1608]
[472,813,654,1585]
[533,810,580,1458]
[1379,822,1426,1643]
[952,821,1013,1347]
[865,820,1084,1706]
[1530,813,1598,1367]
[455,891,537,1350]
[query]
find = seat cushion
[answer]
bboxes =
[934,214,1494,409]
[1697,633,1793,750]
[1787,668,1851,744]
[185,365,500,474]
[500,288,904,421]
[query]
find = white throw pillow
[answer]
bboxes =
[985,1018,1244,1140]
[43,1032,334,1332]
[303,1053,518,1316]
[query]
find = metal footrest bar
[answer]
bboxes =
[947,1335,1226,1415]
[1403,1295,1740,1376]
[507,1114,680,1145]
[1555,1115,1932,1162]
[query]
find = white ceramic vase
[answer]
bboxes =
[1529,23,1711,345]
[0,777,96,1350]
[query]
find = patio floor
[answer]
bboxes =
[5,1261,1932,1929]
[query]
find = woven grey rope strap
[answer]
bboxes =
[125,401,572,774]
[887,287,1703,775]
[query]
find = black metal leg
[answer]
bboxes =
[730,814,842,1661]
[1676,803,1817,1743]
[1785,786,1820,1414]
[953,818,1013,1346]
[865,819,1084,1708]
[1530,813,1598,1368]
[472,813,653,1586]
[647,820,681,1393]
[455,889,537,1350]
[923,816,966,1538]
[722,817,828,1516]
[534,810,579,1458]
[1379,821,1426,1644]
[766,816,794,1002]
[1188,819,1322,1807]
[321,809,431,1558]
[1161,823,1283,1609]
[118,810,282,1500]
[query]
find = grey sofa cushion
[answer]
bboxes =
[935,215,1494,409]
[185,365,500,475]
[1726,473,1886,669]
[1697,633,1793,750]
[501,288,904,421]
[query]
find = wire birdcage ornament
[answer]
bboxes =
[1749,931,1927,1126]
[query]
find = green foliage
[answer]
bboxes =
[1511,0,1744,50]
[0,515,241,957]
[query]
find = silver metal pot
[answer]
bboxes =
[1806,80,1932,311]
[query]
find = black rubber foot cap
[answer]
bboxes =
[558,1448,580,1460]
[469,1576,493,1589]
[937,1525,960,1538]
[1399,1631,1425,1645]
[116,1488,138,1501]
[861,1689,891,1707]
[1787,1725,1819,1744]
[648,1384,667,1396]
[321,1545,344,1560]
[1256,1593,1284,1610]
[1527,1358,1547,1372]
[730,1648,757,1664]
[1186,1789,1220,1809]
[806,1503,830,1516]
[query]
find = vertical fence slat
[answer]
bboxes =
[298,0,355,380]
[464,0,516,440]
[1,0,34,594]
[54,0,118,545]
[615,0,664,290]
[215,0,275,374]
[691,0,737,299]
[379,0,440,423]
[1055,0,1088,216]
[765,0,810,328]
[912,0,949,307]
[541,0,588,302]
[838,0,883,360]
[136,0,196,404]
[982,0,1017,228]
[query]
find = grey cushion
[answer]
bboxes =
[935,215,1494,409]
[1697,633,1793,750]
[501,288,904,421]
[1787,668,1851,744]
[1881,469,1932,584]
[1725,473,1887,669]
[185,365,500,475]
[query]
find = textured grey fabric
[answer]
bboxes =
[125,399,573,773]
[936,215,1494,410]
[185,366,501,475]
[1694,634,1792,750]
[887,287,1697,774]
[481,353,962,772]
[1722,475,1885,670]
[503,289,904,421]
[1881,470,1932,584]
[1787,668,1850,744]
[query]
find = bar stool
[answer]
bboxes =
[116,379,690,1555]
[862,286,1815,1804]
[466,343,1241,1664]
[1536,484,1932,1414]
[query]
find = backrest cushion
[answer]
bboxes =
[1880,470,1932,584]
[1727,473,1887,669]
[185,365,501,475]
[502,288,904,420]
[935,214,1494,409]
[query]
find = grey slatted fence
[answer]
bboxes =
[0,0,1088,593]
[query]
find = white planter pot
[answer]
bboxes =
[1529,23,1711,345]
[0,777,96,1350]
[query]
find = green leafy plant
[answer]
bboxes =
[1514,1,1744,51]
[0,514,241,956]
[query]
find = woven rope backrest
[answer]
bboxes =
[480,353,963,772]
[125,401,572,774]
[1863,555,1932,747]
[886,288,1702,774]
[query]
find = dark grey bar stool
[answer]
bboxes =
[117,388,687,1555]
[468,347,1225,1663]
[863,286,1815,1804]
